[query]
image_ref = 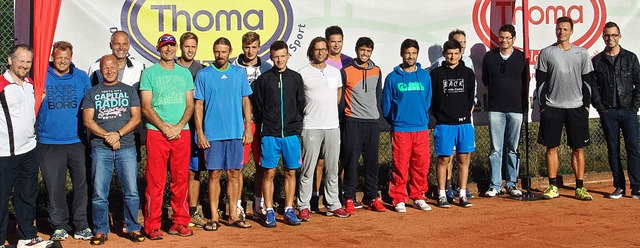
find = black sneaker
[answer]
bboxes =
[459,197,473,208]
[353,201,364,209]
[310,195,320,213]
[437,197,450,208]
[608,188,624,199]
[632,189,640,199]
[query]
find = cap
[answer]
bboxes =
[157,34,177,48]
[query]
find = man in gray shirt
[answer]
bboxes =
[535,16,594,201]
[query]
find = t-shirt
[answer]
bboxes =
[194,64,251,141]
[82,82,141,149]
[139,64,194,130]
[536,45,594,109]
[298,63,341,129]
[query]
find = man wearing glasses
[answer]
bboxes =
[481,24,528,197]
[590,22,640,199]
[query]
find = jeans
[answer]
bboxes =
[488,112,523,190]
[599,108,640,191]
[91,146,141,234]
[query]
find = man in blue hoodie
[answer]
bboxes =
[38,41,93,241]
[382,39,433,213]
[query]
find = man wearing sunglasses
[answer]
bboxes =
[481,24,527,197]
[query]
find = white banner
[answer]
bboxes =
[54,0,640,125]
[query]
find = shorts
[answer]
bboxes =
[189,132,206,171]
[538,106,589,148]
[242,122,262,165]
[434,123,475,156]
[204,139,244,170]
[260,135,302,170]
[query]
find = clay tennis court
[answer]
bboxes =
[8,172,639,247]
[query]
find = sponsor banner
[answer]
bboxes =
[54,0,640,125]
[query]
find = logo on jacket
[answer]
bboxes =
[397,82,424,92]
[443,79,464,94]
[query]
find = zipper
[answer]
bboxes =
[279,73,284,137]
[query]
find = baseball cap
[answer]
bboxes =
[157,34,177,48]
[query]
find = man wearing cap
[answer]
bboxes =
[140,34,194,240]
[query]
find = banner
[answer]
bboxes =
[53,0,640,125]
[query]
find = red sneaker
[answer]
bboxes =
[146,229,163,240]
[368,197,387,212]
[345,198,356,214]
[327,207,351,218]
[168,224,193,237]
[298,208,310,222]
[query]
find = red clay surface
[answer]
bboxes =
[6,174,640,247]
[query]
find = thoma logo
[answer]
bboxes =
[473,0,606,62]
[121,0,294,63]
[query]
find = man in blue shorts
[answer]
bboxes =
[252,41,305,227]
[194,37,253,230]
[430,39,476,208]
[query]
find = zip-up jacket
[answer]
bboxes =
[590,47,640,112]
[382,63,432,132]
[252,67,305,137]
[430,60,476,125]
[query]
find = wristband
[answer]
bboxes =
[116,130,122,138]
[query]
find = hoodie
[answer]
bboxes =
[38,63,91,144]
[430,60,476,125]
[382,63,432,132]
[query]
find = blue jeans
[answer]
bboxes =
[488,112,523,190]
[599,108,640,191]
[91,147,141,234]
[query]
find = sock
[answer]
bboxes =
[266,207,274,212]
[445,179,452,190]
[576,179,584,188]
[459,189,467,199]
[312,191,319,197]
[189,206,197,216]
[255,197,263,208]
[284,206,293,212]
[549,177,558,187]
[237,200,242,208]
[439,190,447,198]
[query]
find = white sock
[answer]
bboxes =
[312,191,319,197]
[439,190,446,198]
[237,200,242,208]
[459,189,467,199]
[284,206,293,212]
[266,207,274,212]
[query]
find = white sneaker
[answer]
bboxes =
[395,202,406,213]
[413,199,432,211]
[18,236,53,248]
[507,186,523,196]
[485,188,499,197]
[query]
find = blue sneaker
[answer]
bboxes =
[283,208,301,226]
[445,189,456,203]
[264,209,276,228]
[74,228,93,240]
[51,229,68,241]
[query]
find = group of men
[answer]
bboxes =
[1,16,639,247]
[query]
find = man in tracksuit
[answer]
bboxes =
[430,39,476,208]
[342,37,386,213]
[252,41,305,227]
[382,39,433,213]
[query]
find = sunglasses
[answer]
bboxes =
[159,36,176,42]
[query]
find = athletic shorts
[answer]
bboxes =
[434,123,475,156]
[242,122,261,165]
[189,132,206,171]
[538,106,590,148]
[260,135,302,170]
[204,139,244,171]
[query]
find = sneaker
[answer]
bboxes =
[437,197,450,208]
[345,198,356,214]
[189,212,207,227]
[298,208,310,222]
[394,202,406,213]
[326,208,351,218]
[507,186,523,197]
[237,205,246,222]
[608,188,624,199]
[459,197,473,208]
[264,209,277,228]
[484,188,499,197]
[367,197,387,212]
[413,199,432,211]
[128,231,145,242]
[445,189,456,202]
[575,187,593,201]
[253,202,266,221]
[353,201,363,209]
[90,233,108,245]
[168,224,193,237]
[74,228,93,240]
[50,229,68,241]
[310,194,320,213]
[283,208,301,226]
[146,229,163,240]
[542,185,559,199]
[18,236,53,248]
[632,189,640,199]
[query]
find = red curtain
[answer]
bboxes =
[32,0,62,115]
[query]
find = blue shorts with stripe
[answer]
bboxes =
[260,135,301,170]
[434,123,475,156]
